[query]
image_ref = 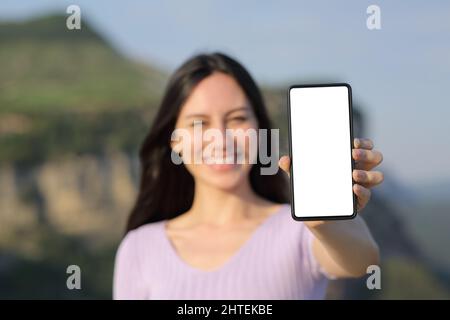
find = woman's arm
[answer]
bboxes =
[308,216,379,277]
[279,137,383,278]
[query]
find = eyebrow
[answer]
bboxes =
[183,106,249,119]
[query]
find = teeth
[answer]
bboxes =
[203,152,242,164]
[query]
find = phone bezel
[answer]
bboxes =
[287,83,357,221]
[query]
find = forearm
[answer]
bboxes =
[308,215,380,278]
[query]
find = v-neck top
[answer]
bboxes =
[113,204,332,300]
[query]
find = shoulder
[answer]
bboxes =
[273,203,308,233]
[269,203,319,260]
[275,204,335,280]
[114,222,165,299]
[127,220,166,241]
[260,203,310,248]
[116,221,166,259]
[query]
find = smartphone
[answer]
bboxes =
[287,83,356,221]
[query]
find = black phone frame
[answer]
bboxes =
[287,83,357,221]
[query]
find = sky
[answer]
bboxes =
[1,0,449,187]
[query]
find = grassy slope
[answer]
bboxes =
[0,15,167,113]
[0,15,168,164]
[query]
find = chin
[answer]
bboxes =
[199,164,250,191]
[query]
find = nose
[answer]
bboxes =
[207,121,236,155]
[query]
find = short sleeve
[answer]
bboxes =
[302,224,337,280]
[113,230,148,299]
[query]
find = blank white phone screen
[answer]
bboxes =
[289,85,355,219]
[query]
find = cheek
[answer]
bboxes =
[175,130,203,164]
[192,132,204,159]
[182,162,199,179]
[235,124,259,164]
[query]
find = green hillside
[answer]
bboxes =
[0,14,167,113]
[0,15,168,165]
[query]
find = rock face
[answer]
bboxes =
[0,152,139,246]
[0,164,38,239]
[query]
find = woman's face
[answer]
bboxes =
[172,72,259,191]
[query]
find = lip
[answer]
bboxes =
[205,163,239,172]
[202,152,243,172]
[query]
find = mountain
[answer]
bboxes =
[0,14,167,298]
[0,14,167,114]
[0,15,170,165]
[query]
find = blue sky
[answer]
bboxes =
[1,0,449,187]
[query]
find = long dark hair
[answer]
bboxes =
[126,52,289,232]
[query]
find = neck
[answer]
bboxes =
[189,177,269,225]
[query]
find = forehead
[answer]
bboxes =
[178,72,249,117]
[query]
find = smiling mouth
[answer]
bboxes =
[202,151,244,167]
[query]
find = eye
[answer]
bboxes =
[228,116,247,123]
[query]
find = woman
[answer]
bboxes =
[113,52,383,299]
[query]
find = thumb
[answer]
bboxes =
[278,155,291,176]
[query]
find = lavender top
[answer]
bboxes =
[113,204,333,300]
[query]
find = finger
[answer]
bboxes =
[278,155,291,175]
[353,184,371,211]
[352,170,384,188]
[353,138,374,150]
[352,149,383,170]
